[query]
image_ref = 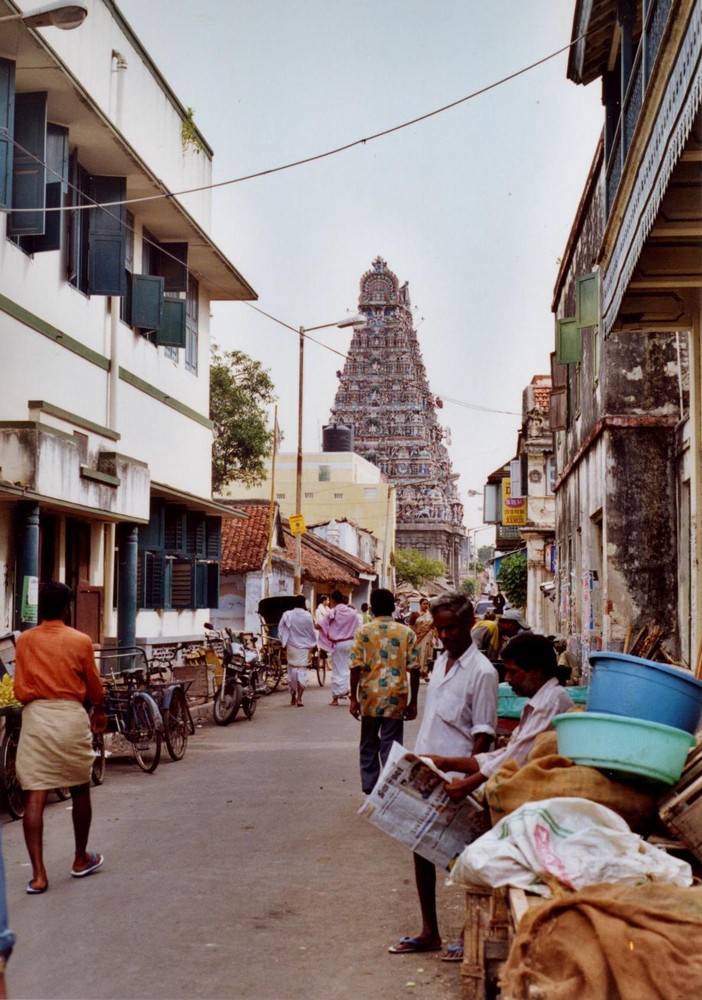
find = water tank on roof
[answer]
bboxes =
[322,423,354,453]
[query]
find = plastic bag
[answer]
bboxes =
[449,797,692,897]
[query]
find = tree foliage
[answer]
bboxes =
[394,548,446,589]
[497,550,528,610]
[460,577,477,598]
[210,346,276,493]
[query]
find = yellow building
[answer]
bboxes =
[227,451,396,586]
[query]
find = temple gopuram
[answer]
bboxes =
[329,257,466,585]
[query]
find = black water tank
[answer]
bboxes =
[322,423,354,452]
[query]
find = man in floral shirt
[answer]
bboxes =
[349,588,419,793]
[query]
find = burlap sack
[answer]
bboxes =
[501,882,702,1000]
[485,731,659,833]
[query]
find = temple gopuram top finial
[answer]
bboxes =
[359,257,400,308]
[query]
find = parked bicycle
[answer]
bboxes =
[96,651,163,773]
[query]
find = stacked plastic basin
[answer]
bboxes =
[552,652,702,785]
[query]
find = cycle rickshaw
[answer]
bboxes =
[257,596,326,689]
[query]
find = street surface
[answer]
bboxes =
[1,681,465,1000]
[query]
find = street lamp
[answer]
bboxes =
[0,2,88,29]
[293,313,366,592]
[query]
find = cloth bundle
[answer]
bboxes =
[485,730,660,833]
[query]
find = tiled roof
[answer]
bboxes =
[220,500,286,574]
[282,533,358,587]
[533,383,552,415]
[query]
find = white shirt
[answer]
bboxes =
[278,608,317,652]
[413,643,498,759]
[473,677,575,779]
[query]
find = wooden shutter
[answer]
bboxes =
[0,58,15,210]
[171,559,193,608]
[8,91,47,236]
[164,505,187,553]
[576,272,599,328]
[131,274,164,329]
[157,298,186,347]
[23,181,61,252]
[556,318,581,364]
[186,512,207,557]
[88,175,127,295]
[138,499,165,550]
[194,561,208,609]
[207,562,220,609]
[205,517,222,559]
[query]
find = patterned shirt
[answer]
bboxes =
[350,616,418,718]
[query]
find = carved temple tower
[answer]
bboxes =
[330,258,465,585]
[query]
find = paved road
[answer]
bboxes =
[1,681,466,1000]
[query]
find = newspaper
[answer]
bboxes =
[357,742,488,870]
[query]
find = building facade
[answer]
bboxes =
[0,0,255,645]
[552,0,697,669]
[329,258,465,584]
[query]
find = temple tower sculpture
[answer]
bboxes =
[329,257,465,584]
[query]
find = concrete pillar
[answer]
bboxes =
[117,523,138,650]
[14,503,40,631]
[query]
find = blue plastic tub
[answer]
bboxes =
[588,652,702,735]
[553,711,695,785]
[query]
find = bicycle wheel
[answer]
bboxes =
[267,651,283,693]
[163,687,189,760]
[256,656,272,695]
[129,695,162,773]
[213,680,243,725]
[91,732,106,785]
[242,694,257,719]
[0,722,25,820]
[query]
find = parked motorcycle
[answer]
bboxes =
[204,624,264,726]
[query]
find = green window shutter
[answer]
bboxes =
[157,298,186,347]
[0,58,15,210]
[156,242,188,292]
[138,499,165,550]
[171,559,193,608]
[207,562,220,609]
[186,512,206,557]
[23,181,61,252]
[88,175,127,295]
[164,505,187,553]
[556,318,581,365]
[8,91,47,236]
[131,274,164,329]
[194,561,208,609]
[576,273,599,328]
[147,553,167,609]
[205,517,221,559]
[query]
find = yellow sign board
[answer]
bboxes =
[289,514,307,535]
[502,478,527,527]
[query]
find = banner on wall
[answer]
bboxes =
[502,478,527,527]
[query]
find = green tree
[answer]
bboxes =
[460,578,477,598]
[210,346,276,493]
[394,548,446,589]
[497,550,528,610]
[477,544,494,564]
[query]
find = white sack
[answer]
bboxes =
[449,797,692,897]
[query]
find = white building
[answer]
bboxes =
[0,0,255,645]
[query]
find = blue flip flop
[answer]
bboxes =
[71,852,104,878]
[388,936,442,954]
[440,943,464,962]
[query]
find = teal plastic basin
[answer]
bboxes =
[588,652,702,734]
[552,711,695,785]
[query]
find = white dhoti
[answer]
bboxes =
[17,699,94,790]
[330,639,353,697]
[286,646,310,694]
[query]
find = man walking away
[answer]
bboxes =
[318,591,360,705]
[278,595,318,707]
[388,592,498,956]
[349,589,419,793]
[14,581,107,894]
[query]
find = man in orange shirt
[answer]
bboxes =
[14,581,107,894]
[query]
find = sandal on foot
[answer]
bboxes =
[388,936,442,955]
[71,852,104,878]
[440,943,464,962]
[26,880,48,895]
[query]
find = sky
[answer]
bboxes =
[116,0,603,534]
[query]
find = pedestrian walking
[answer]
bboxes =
[349,589,419,793]
[318,591,361,705]
[278,595,318,707]
[14,581,107,894]
[388,592,498,956]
